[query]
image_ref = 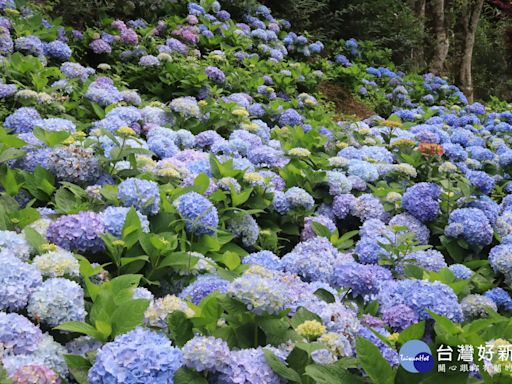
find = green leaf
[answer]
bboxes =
[398,321,425,345]
[313,288,335,303]
[291,307,322,329]
[194,173,211,194]
[167,311,194,347]
[23,227,46,253]
[173,368,209,384]
[311,222,332,238]
[55,321,104,341]
[32,126,70,147]
[355,336,395,384]
[305,362,365,384]
[110,299,149,337]
[121,207,142,248]
[218,251,240,270]
[64,354,91,384]
[264,350,302,383]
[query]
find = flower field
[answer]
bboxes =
[1,0,512,383]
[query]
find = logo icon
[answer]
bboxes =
[399,340,434,373]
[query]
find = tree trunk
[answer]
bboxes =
[412,0,427,69]
[459,0,485,102]
[430,0,450,74]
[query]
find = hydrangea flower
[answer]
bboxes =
[0,312,42,355]
[484,288,512,311]
[0,230,31,260]
[227,214,259,247]
[145,295,194,328]
[401,182,441,222]
[461,294,497,320]
[449,264,473,280]
[332,262,392,297]
[118,178,161,216]
[27,278,86,326]
[4,107,41,134]
[489,243,512,282]
[282,237,352,283]
[32,249,79,278]
[381,304,419,331]
[46,211,105,253]
[100,206,150,237]
[182,336,230,372]
[216,348,281,384]
[179,274,229,305]
[445,208,493,247]
[2,333,68,377]
[301,215,336,241]
[242,250,283,271]
[285,187,314,210]
[10,364,61,384]
[378,279,463,322]
[227,273,291,315]
[174,192,218,236]
[48,146,101,185]
[0,254,42,311]
[88,327,183,384]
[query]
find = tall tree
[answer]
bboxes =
[458,0,485,102]
[412,0,427,69]
[430,0,450,74]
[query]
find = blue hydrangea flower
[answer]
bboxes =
[44,40,72,60]
[326,171,352,196]
[404,249,447,272]
[445,208,493,247]
[85,77,122,106]
[332,194,356,220]
[378,279,463,322]
[46,211,105,253]
[227,214,259,247]
[489,243,512,281]
[282,237,352,283]
[401,182,441,222]
[27,278,85,327]
[484,288,512,311]
[278,108,303,126]
[351,194,385,222]
[88,327,183,384]
[311,349,337,365]
[2,333,68,377]
[285,187,314,210]
[242,251,283,271]
[388,213,430,244]
[66,336,104,356]
[449,264,473,280]
[48,146,101,185]
[0,230,31,260]
[4,107,41,134]
[382,304,419,331]
[216,348,281,384]
[0,254,42,311]
[347,160,379,182]
[332,262,392,297]
[118,178,161,216]
[0,312,42,355]
[179,274,229,305]
[461,294,497,320]
[182,336,230,373]
[100,206,150,237]
[227,273,292,315]
[174,192,219,236]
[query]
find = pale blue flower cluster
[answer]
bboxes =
[174,192,219,235]
[100,206,150,237]
[27,278,86,327]
[118,178,161,215]
[88,327,183,384]
[182,336,230,372]
[0,254,42,311]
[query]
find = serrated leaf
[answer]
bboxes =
[356,336,395,384]
[173,368,209,384]
[264,350,302,383]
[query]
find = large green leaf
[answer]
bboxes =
[355,336,395,384]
